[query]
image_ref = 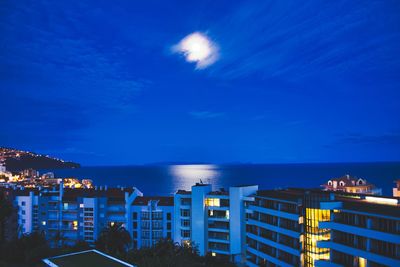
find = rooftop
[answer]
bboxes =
[42,249,135,267]
[132,196,174,206]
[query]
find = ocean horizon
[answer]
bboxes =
[43,162,400,196]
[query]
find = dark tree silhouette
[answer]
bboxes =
[0,191,13,243]
[96,223,131,256]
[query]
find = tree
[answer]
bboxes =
[96,223,131,256]
[0,191,13,243]
[126,239,236,267]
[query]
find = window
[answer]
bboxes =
[73,221,78,230]
[22,219,26,223]
[63,203,68,210]
[167,213,171,220]
[181,230,190,238]
[133,222,138,229]
[79,204,84,208]
[339,181,345,187]
[167,222,171,230]
[84,207,94,211]
[327,180,332,186]
[133,212,138,220]
[205,198,220,207]
[180,209,190,217]
[181,219,190,227]
[21,201,26,206]
[22,210,25,215]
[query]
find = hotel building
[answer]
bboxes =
[246,188,400,267]
[130,196,174,249]
[174,183,258,263]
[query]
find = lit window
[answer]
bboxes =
[42,221,46,226]
[79,204,84,208]
[205,198,220,207]
[73,221,78,230]
[226,210,229,219]
[63,203,68,210]
[211,252,216,257]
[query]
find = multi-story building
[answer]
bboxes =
[10,184,142,247]
[174,183,258,264]
[393,180,400,197]
[130,196,174,249]
[322,175,382,195]
[246,188,400,267]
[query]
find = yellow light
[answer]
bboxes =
[359,257,367,267]
[365,196,398,205]
[211,252,216,257]
[205,198,220,207]
[73,221,78,230]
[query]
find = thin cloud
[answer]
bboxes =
[189,111,225,119]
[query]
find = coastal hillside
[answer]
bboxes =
[0,147,80,171]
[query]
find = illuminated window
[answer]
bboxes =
[226,210,229,219]
[79,204,84,208]
[205,198,220,207]
[63,203,68,210]
[73,220,78,230]
[42,221,46,226]
[211,252,216,257]
[304,208,331,267]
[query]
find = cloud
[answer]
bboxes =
[172,32,219,69]
[206,1,400,80]
[189,111,225,119]
[334,132,400,145]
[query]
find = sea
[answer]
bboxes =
[42,162,400,197]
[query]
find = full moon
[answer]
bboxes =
[173,32,218,69]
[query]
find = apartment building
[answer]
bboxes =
[130,196,174,249]
[246,189,400,267]
[11,184,142,247]
[393,180,400,197]
[174,183,258,263]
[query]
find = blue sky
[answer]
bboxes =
[1,0,400,165]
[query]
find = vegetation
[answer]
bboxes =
[0,216,235,267]
[126,239,236,267]
[96,223,131,256]
[0,191,13,243]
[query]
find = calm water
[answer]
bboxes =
[43,163,400,196]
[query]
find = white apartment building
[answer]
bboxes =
[130,196,174,249]
[173,183,258,264]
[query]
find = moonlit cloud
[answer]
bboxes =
[172,32,219,69]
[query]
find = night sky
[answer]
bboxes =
[1,0,400,165]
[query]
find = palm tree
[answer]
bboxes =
[96,223,131,255]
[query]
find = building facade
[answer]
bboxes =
[246,189,400,267]
[174,183,258,263]
[11,184,142,247]
[130,196,174,249]
[322,175,382,195]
